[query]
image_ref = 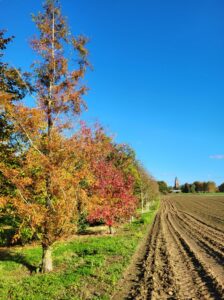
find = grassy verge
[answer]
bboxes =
[0,199,159,300]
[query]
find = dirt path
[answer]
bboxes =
[116,195,224,300]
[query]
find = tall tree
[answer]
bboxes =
[1,0,89,273]
[30,0,89,272]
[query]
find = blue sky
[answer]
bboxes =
[1,0,224,186]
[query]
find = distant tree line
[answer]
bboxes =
[157,181,171,194]
[181,181,224,193]
[157,180,224,194]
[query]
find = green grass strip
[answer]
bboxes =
[0,199,160,300]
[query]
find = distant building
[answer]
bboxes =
[172,177,181,193]
[174,177,180,189]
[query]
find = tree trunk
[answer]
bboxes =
[41,245,53,273]
[141,183,144,213]
[108,225,115,234]
[41,5,55,275]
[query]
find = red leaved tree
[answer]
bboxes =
[69,124,138,233]
[88,160,137,233]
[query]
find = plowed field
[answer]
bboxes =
[129,195,224,300]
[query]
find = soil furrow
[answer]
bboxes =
[168,201,224,258]
[161,208,202,299]
[129,213,161,299]
[173,210,224,264]
[178,212,224,248]
[168,209,224,299]
[121,195,224,300]
[180,211,224,236]
[169,198,224,240]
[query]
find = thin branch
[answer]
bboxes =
[7,110,45,157]
[17,188,29,204]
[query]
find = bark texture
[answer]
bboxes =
[42,245,53,273]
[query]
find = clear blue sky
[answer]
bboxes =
[1,0,224,186]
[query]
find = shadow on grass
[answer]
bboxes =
[78,225,109,236]
[0,249,38,274]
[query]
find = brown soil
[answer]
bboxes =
[114,195,224,300]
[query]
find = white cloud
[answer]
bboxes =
[209,154,224,160]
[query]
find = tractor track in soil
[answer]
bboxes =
[126,195,224,300]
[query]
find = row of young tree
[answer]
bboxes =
[0,0,158,273]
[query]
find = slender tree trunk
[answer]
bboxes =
[41,244,53,273]
[108,225,115,234]
[141,188,144,213]
[42,4,55,274]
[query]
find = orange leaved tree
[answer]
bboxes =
[1,0,89,272]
